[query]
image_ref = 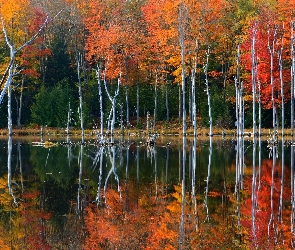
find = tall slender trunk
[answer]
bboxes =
[166,83,169,122]
[125,86,130,128]
[278,34,285,223]
[204,47,212,136]
[136,82,140,127]
[179,83,182,122]
[179,2,186,135]
[251,28,258,238]
[153,72,158,131]
[8,85,12,136]
[96,67,104,139]
[252,27,257,137]
[279,46,284,136]
[268,27,277,141]
[77,53,84,143]
[104,71,120,144]
[66,102,71,143]
[17,77,24,128]
[191,40,198,137]
[77,144,83,213]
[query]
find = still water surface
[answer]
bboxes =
[0,135,294,249]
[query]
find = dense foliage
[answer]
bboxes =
[0,0,295,129]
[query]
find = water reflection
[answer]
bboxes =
[0,136,294,248]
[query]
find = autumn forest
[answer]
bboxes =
[2,1,295,249]
[1,0,295,133]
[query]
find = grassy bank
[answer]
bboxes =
[0,125,293,139]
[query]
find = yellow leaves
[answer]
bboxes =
[0,175,21,212]
[0,0,33,47]
[0,0,31,23]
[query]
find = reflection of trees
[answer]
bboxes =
[241,158,292,249]
[84,180,242,249]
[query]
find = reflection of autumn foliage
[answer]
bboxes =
[84,185,179,249]
[84,184,241,249]
[0,181,52,249]
[21,190,52,250]
[241,159,292,249]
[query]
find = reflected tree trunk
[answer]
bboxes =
[179,136,186,248]
[268,145,277,243]
[17,141,24,193]
[77,144,83,213]
[166,146,169,189]
[278,39,285,223]
[191,135,199,230]
[252,136,257,248]
[7,136,17,205]
[204,136,212,221]
[95,147,104,205]
[104,146,121,204]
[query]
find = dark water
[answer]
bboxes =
[0,135,294,249]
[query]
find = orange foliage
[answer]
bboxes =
[85,0,142,83]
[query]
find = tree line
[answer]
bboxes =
[0,0,295,133]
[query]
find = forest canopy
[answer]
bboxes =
[0,0,294,130]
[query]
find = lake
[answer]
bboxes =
[0,134,294,249]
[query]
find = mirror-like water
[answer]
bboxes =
[0,136,294,249]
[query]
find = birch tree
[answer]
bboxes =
[178,1,187,135]
[204,47,212,136]
[0,10,62,135]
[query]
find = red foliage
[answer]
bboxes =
[241,10,291,109]
[241,158,292,248]
[20,7,51,78]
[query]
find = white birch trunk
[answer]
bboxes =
[268,27,277,141]
[153,72,158,131]
[191,41,198,136]
[136,82,140,126]
[252,27,257,137]
[278,33,285,222]
[66,102,71,143]
[96,67,104,140]
[17,77,24,128]
[0,11,62,106]
[77,53,84,143]
[7,85,12,136]
[104,71,120,144]
[125,86,130,128]
[178,2,186,135]
[166,83,169,122]
[204,47,212,136]
[179,83,182,123]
